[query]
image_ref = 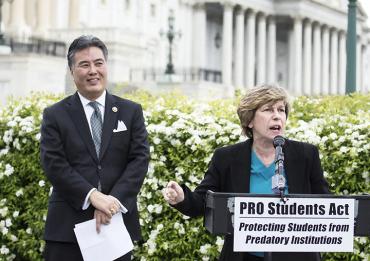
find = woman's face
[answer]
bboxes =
[248,100,287,142]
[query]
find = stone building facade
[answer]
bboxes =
[0,0,369,103]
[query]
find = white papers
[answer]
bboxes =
[74,214,133,261]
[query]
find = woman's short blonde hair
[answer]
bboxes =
[237,84,290,138]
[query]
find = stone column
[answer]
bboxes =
[364,45,369,93]
[182,3,193,69]
[234,7,245,88]
[69,0,80,29]
[25,0,36,30]
[222,3,234,86]
[257,13,266,85]
[321,25,330,94]
[312,22,321,95]
[361,45,367,93]
[245,9,256,88]
[329,29,338,94]
[36,0,50,36]
[356,39,361,91]
[267,16,276,83]
[303,19,312,95]
[338,31,346,94]
[1,1,11,30]
[9,0,26,32]
[293,16,303,94]
[192,3,207,69]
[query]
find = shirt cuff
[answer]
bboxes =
[111,196,128,214]
[82,188,97,210]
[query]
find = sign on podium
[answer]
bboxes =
[205,191,370,254]
[233,197,354,252]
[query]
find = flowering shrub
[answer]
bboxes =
[0,92,368,261]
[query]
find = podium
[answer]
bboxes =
[205,191,370,237]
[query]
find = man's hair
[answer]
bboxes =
[237,83,290,138]
[67,35,108,70]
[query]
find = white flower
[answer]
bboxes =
[13,138,21,150]
[153,137,161,145]
[2,227,8,235]
[147,205,154,213]
[3,129,14,145]
[154,205,162,214]
[7,121,17,127]
[0,148,9,156]
[157,224,164,230]
[0,207,8,217]
[26,227,32,234]
[199,243,211,254]
[5,218,12,227]
[4,164,14,176]
[10,234,18,242]
[170,139,181,146]
[13,211,19,218]
[15,189,23,197]
[39,180,45,187]
[216,237,224,252]
[174,222,185,234]
[0,245,9,254]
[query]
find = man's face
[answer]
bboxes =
[70,46,107,100]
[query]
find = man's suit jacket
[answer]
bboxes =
[175,139,330,261]
[40,92,149,242]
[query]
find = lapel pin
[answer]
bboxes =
[112,106,118,112]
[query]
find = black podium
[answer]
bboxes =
[205,191,370,237]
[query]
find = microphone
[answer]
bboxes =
[272,136,286,195]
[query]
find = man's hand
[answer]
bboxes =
[89,190,120,217]
[94,209,112,233]
[162,181,184,205]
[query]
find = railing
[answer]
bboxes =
[4,37,66,57]
[130,68,222,83]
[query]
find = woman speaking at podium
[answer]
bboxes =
[163,84,330,261]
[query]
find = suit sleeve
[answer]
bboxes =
[309,145,330,194]
[109,104,149,213]
[173,149,222,217]
[40,107,94,210]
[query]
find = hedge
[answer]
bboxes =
[0,91,369,261]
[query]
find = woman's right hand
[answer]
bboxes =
[162,181,184,205]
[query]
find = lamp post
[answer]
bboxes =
[0,0,13,45]
[161,10,181,75]
[346,0,357,94]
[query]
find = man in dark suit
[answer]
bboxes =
[40,35,149,261]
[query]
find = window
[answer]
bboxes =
[150,3,156,17]
[125,0,130,11]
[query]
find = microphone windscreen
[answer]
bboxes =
[273,135,285,147]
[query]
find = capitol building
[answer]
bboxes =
[0,0,369,103]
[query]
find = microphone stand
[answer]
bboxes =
[267,137,287,261]
[275,147,286,202]
[272,136,288,203]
